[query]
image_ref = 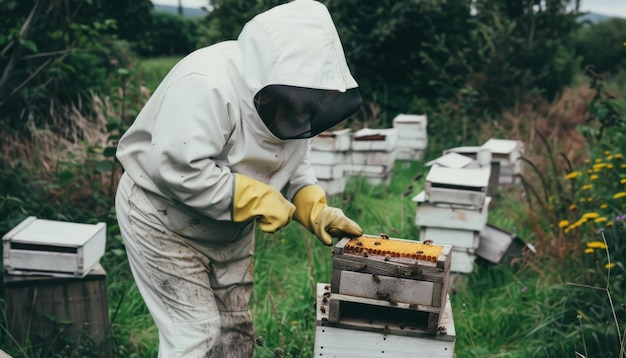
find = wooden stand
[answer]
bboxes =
[3,263,112,357]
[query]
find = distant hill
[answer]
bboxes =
[578,12,615,25]
[153,4,208,18]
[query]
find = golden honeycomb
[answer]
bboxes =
[344,235,443,262]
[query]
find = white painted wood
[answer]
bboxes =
[414,194,491,231]
[314,283,455,358]
[450,248,476,273]
[476,223,515,263]
[309,150,347,165]
[312,128,352,151]
[425,166,490,208]
[338,271,434,305]
[425,153,475,169]
[312,163,345,180]
[344,163,391,175]
[392,114,428,138]
[396,148,425,161]
[3,217,106,277]
[420,227,480,250]
[318,177,348,196]
[347,150,397,166]
[351,128,399,152]
[397,138,428,150]
[481,138,524,164]
[443,146,492,167]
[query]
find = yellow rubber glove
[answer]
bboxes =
[292,185,363,246]
[232,174,296,233]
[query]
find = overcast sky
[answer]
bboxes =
[151,0,626,19]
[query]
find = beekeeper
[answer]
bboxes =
[114,0,363,356]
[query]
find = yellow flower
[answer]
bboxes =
[594,217,608,223]
[565,171,582,179]
[621,178,626,184]
[587,197,594,202]
[564,227,571,234]
[587,169,593,174]
[622,164,626,169]
[584,158,591,164]
[600,203,608,209]
[582,212,599,219]
[593,163,607,171]
[607,164,614,169]
[291,320,297,326]
[582,184,593,190]
[569,204,577,211]
[584,248,594,254]
[607,221,614,227]
[587,241,607,249]
[595,158,603,163]
[558,220,570,228]
[605,263,616,269]
[613,153,622,159]
[607,155,614,160]
[604,150,611,156]
[614,192,626,199]
[579,198,586,203]
[590,174,599,181]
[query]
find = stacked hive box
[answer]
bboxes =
[310,128,352,196]
[416,165,491,273]
[481,138,525,185]
[345,128,398,185]
[314,235,455,356]
[392,114,428,161]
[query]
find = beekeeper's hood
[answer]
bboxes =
[237,0,362,140]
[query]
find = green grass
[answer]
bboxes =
[137,56,182,92]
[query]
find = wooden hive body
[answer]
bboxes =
[329,235,452,335]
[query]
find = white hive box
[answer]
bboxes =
[3,217,106,278]
[396,147,426,161]
[311,128,352,152]
[312,163,345,180]
[424,165,490,208]
[425,152,475,169]
[397,138,428,150]
[481,138,524,165]
[392,114,428,140]
[477,224,536,264]
[309,150,347,165]
[449,248,476,274]
[318,177,348,197]
[413,191,491,232]
[351,128,398,152]
[348,149,397,167]
[314,283,455,358]
[443,146,492,168]
[420,227,480,250]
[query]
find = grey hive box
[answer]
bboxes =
[3,216,106,277]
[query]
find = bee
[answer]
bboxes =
[323,292,331,299]
[322,296,328,303]
[416,250,424,255]
[363,251,369,257]
[384,255,391,261]
[374,241,381,246]
[399,323,405,330]
[403,270,412,277]
[320,305,326,314]
[383,324,390,336]
[372,274,381,283]
[380,233,390,240]
[388,298,398,306]
[408,303,418,310]
[423,239,433,245]
[324,285,330,291]
[355,241,363,246]
[438,326,448,335]
[355,264,367,271]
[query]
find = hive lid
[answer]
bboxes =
[3,216,105,247]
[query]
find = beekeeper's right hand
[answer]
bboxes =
[232,173,296,233]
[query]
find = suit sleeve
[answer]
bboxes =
[284,140,319,200]
[148,73,236,221]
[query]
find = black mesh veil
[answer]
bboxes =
[254,85,362,140]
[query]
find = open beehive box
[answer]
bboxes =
[328,234,452,336]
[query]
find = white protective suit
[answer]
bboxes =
[114,0,360,357]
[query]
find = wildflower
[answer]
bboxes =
[604,150,611,156]
[586,197,593,202]
[607,221,614,227]
[621,178,626,184]
[587,169,593,174]
[613,192,626,199]
[565,171,582,180]
[569,204,577,211]
[605,263,616,269]
[291,320,297,326]
[558,220,570,228]
[600,203,608,209]
[593,163,607,171]
[607,155,614,160]
[564,227,571,234]
[579,198,586,203]
[596,158,603,163]
[596,227,605,234]
[582,212,599,219]
[594,217,608,223]
[587,241,607,249]
[584,248,594,254]
[607,164,614,169]
[582,184,593,190]
[584,158,591,164]
[622,164,626,169]
[590,174,599,181]
[613,153,622,159]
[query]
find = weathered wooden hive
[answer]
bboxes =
[326,234,453,337]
